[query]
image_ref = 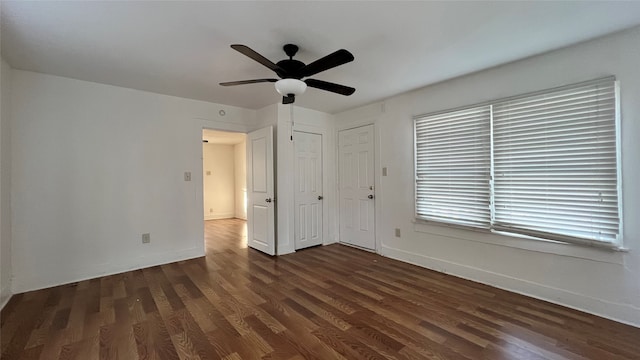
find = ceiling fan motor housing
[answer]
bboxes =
[276,45,305,79]
[275,59,305,79]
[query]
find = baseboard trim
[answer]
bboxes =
[12,247,205,294]
[204,213,235,220]
[381,244,640,328]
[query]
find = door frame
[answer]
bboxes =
[336,121,381,253]
[292,124,330,248]
[197,120,250,253]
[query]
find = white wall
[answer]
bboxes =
[234,140,247,220]
[202,143,236,220]
[253,103,278,131]
[0,58,12,308]
[335,26,640,327]
[11,70,255,293]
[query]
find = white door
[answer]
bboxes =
[294,131,323,250]
[246,126,275,255]
[338,124,375,250]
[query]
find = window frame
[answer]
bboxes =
[413,76,623,250]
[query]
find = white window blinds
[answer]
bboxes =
[414,106,491,228]
[414,77,621,248]
[492,78,620,246]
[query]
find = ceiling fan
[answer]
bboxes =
[220,44,355,104]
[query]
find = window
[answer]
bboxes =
[414,106,491,228]
[414,77,621,248]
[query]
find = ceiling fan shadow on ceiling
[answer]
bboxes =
[220,44,355,104]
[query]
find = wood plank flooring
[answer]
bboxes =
[2,218,639,359]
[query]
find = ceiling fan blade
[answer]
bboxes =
[219,78,278,86]
[305,79,355,96]
[230,44,284,73]
[300,49,354,77]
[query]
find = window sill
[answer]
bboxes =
[412,219,627,265]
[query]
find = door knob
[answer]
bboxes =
[318,195,323,200]
[368,194,374,199]
[265,198,272,203]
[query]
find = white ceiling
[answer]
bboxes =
[202,129,245,145]
[2,2,640,114]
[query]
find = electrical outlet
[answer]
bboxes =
[206,170,211,176]
[382,167,388,176]
[395,228,401,237]
[184,171,191,181]
[209,208,213,213]
[142,233,151,243]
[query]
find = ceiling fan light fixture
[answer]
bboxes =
[275,78,307,96]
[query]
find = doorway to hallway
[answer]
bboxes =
[202,129,247,249]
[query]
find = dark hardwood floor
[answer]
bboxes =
[2,218,639,359]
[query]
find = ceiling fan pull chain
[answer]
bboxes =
[290,103,294,141]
